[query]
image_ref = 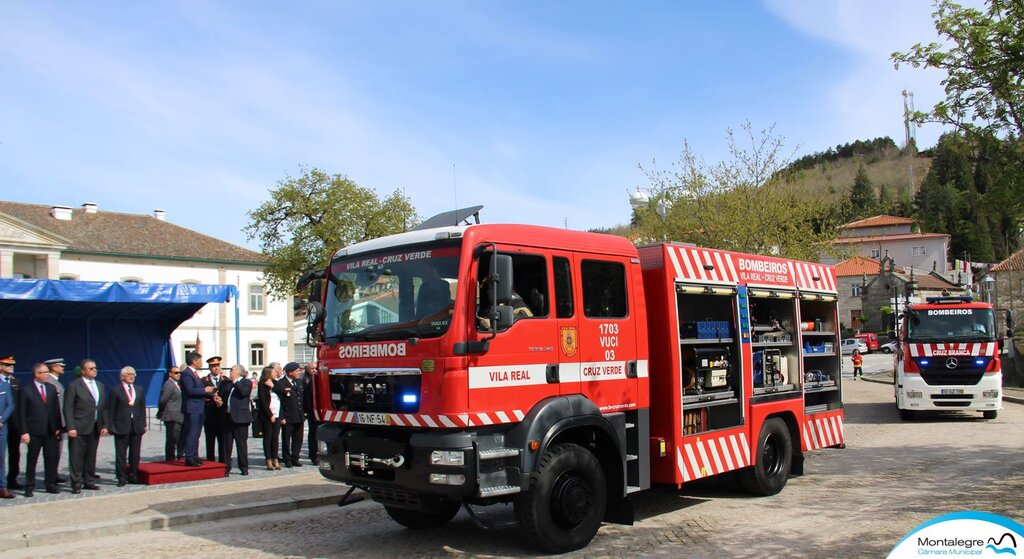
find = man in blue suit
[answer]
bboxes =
[180,352,215,467]
[0,357,14,499]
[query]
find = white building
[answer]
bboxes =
[0,201,291,370]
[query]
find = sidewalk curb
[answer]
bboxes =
[859,374,1024,405]
[0,490,364,552]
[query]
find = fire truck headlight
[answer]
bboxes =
[429,473,466,485]
[430,450,465,466]
[318,440,330,455]
[976,359,985,366]
[905,390,923,399]
[983,390,999,398]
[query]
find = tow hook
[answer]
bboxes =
[345,452,406,470]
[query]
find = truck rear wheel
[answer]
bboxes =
[739,418,792,496]
[983,410,998,420]
[384,501,460,529]
[515,443,607,553]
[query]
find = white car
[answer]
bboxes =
[879,341,898,354]
[840,338,869,355]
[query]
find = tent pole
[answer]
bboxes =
[234,289,240,365]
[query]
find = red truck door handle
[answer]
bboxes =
[627,360,638,378]
[546,364,559,383]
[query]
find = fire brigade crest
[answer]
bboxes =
[560,327,578,357]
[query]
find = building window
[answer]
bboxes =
[249,284,266,313]
[250,342,266,368]
[852,285,863,297]
[59,274,79,281]
[912,246,925,256]
[182,342,197,367]
[870,249,880,259]
[182,279,200,285]
[294,343,315,364]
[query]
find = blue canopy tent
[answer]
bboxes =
[0,279,237,407]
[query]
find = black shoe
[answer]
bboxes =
[128,479,142,485]
[46,486,59,494]
[24,489,33,498]
[240,470,249,476]
[117,480,126,487]
[84,483,100,491]
[72,486,82,494]
[184,459,202,467]
[282,463,292,468]
[56,476,68,484]
[9,481,24,490]
[291,461,302,467]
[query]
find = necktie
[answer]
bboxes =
[39,384,46,403]
[127,384,135,404]
[228,383,235,414]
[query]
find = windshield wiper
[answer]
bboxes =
[361,327,421,341]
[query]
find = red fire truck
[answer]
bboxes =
[302,211,845,552]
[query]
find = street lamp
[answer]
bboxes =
[981,274,995,303]
[629,188,669,240]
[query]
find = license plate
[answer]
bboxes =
[356,412,391,425]
[940,388,964,395]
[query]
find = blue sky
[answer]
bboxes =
[0,1,950,249]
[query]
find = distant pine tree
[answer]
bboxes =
[850,165,876,218]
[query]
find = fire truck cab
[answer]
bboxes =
[304,215,845,552]
[894,295,1008,420]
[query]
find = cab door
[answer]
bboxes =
[552,252,581,396]
[575,254,639,411]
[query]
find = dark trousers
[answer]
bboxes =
[204,416,224,462]
[25,433,59,489]
[68,430,101,486]
[221,421,250,473]
[164,421,183,461]
[6,426,20,486]
[261,418,280,460]
[280,421,304,466]
[183,411,204,460]
[306,417,320,462]
[114,432,143,482]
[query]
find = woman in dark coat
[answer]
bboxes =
[257,366,282,470]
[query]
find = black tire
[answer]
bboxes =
[738,418,792,496]
[899,408,916,421]
[983,410,998,420]
[882,347,892,354]
[515,443,607,553]
[384,501,460,529]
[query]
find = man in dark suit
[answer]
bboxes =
[275,362,305,468]
[108,366,146,486]
[1,355,23,490]
[64,358,108,494]
[20,363,63,496]
[302,362,319,465]
[180,351,215,467]
[203,356,226,462]
[219,364,253,476]
[157,367,184,461]
[0,360,14,499]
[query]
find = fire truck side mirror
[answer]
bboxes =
[494,305,514,330]
[494,254,513,305]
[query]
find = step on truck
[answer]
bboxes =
[894,295,1011,420]
[300,209,845,552]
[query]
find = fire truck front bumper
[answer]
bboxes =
[316,422,480,510]
[900,374,1003,411]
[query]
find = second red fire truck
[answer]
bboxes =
[302,210,845,552]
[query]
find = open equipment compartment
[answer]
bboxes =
[798,293,842,413]
[676,283,743,433]
[748,287,800,397]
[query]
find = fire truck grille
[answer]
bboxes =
[329,374,422,413]
[369,487,420,507]
[918,370,984,386]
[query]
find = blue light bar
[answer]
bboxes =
[402,393,418,404]
[920,359,930,366]
[975,359,985,366]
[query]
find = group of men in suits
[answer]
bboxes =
[0,354,152,497]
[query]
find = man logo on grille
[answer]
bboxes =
[945,357,959,369]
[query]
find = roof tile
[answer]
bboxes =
[841,215,915,229]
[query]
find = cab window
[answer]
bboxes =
[582,260,627,318]
[477,252,549,330]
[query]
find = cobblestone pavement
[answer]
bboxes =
[4,378,1022,558]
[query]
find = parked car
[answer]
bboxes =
[854,332,879,353]
[879,341,898,354]
[841,338,869,355]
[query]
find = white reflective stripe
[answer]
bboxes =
[829,416,842,443]
[695,440,715,474]
[720,437,736,471]
[390,414,405,427]
[707,438,725,473]
[786,262,797,288]
[513,410,525,421]
[495,411,511,423]
[704,250,720,282]
[923,345,932,357]
[818,418,834,446]
[439,415,457,428]
[739,433,751,464]
[802,420,813,450]
[692,250,708,281]
[725,253,739,283]
[422,415,438,428]
[404,414,420,427]
[636,359,649,378]
[679,247,697,279]
[559,362,581,383]
[729,435,745,467]
[457,414,470,427]
[807,420,820,449]
[677,448,691,482]
[712,252,728,282]
[836,416,845,439]
[667,246,684,279]
[908,344,919,357]
[685,444,701,478]
[793,262,807,288]
[476,413,493,425]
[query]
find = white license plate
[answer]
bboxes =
[940,388,964,395]
[356,412,392,425]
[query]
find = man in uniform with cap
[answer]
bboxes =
[0,355,14,498]
[1,355,23,490]
[203,356,226,463]
[44,358,67,483]
[275,362,305,468]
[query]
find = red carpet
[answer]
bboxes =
[137,460,227,485]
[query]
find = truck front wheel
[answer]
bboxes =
[515,443,607,553]
[739,418,792,496]
[983,410,998,420]
[384,501,460,529]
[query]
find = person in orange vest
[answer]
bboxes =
[851,349,863,380]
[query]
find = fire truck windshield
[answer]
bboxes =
[323,241,461,342]
[906,308,995,342]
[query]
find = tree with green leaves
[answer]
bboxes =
[850,165,876,218]
[892,0,1024,140]
[635,123,840,261]
[244,167,419,297]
